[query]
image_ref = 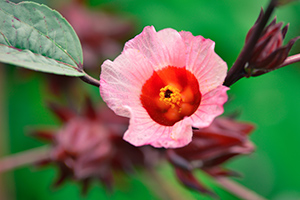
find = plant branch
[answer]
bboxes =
[0,146,51,173]
[279,53,300,68]
[0,66,14,200]
[144,168,190,200]
[216,177,267,200]
[80,72,100,87]
[223,0,278,87]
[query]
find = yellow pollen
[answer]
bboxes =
[159,85,183,108]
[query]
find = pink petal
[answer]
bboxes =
[100,49,153,118]
[123,106,172,147]
[156,28,186,68]
[123,105,193,148]
[125,26,186,69]
[152,117,193,148]
[180,31,228,95]
[190,86,229,128]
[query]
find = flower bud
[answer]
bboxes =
[245,15,299,76]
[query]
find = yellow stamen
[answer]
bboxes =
[159,85,183,108]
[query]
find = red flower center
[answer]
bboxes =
[140,66,201,126]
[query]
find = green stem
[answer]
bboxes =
[144,168,189,200]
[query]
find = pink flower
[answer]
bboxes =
[100,26,228,148]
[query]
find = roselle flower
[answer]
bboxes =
[100,26,228,148]
[245,15,299,76]
[31,101,160,193]
[166,117,255,194]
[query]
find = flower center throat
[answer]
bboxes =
[140,66,201,126]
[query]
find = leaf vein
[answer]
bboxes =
[0,1,82,69]
[0,44,80,72]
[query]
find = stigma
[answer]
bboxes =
[159,85,183,109]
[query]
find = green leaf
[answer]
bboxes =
[0,0,84,76]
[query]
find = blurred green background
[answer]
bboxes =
[1,0,300,199]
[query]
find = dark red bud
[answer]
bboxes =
[246,16,299,76]
[33,100,161,194]
[167,118,255,195]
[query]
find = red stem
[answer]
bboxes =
[0,146,51,173]
[80,72,100,87]
[216,177,267,200]
[279,53,300,68]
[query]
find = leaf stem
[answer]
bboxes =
[223,0,278,87]
[80,72,100,87]
[216,177,267,200]
[0,146,51,173]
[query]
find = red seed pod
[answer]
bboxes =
[31,101,160,194]
[167,117,255,194]
[245,14,299,76]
